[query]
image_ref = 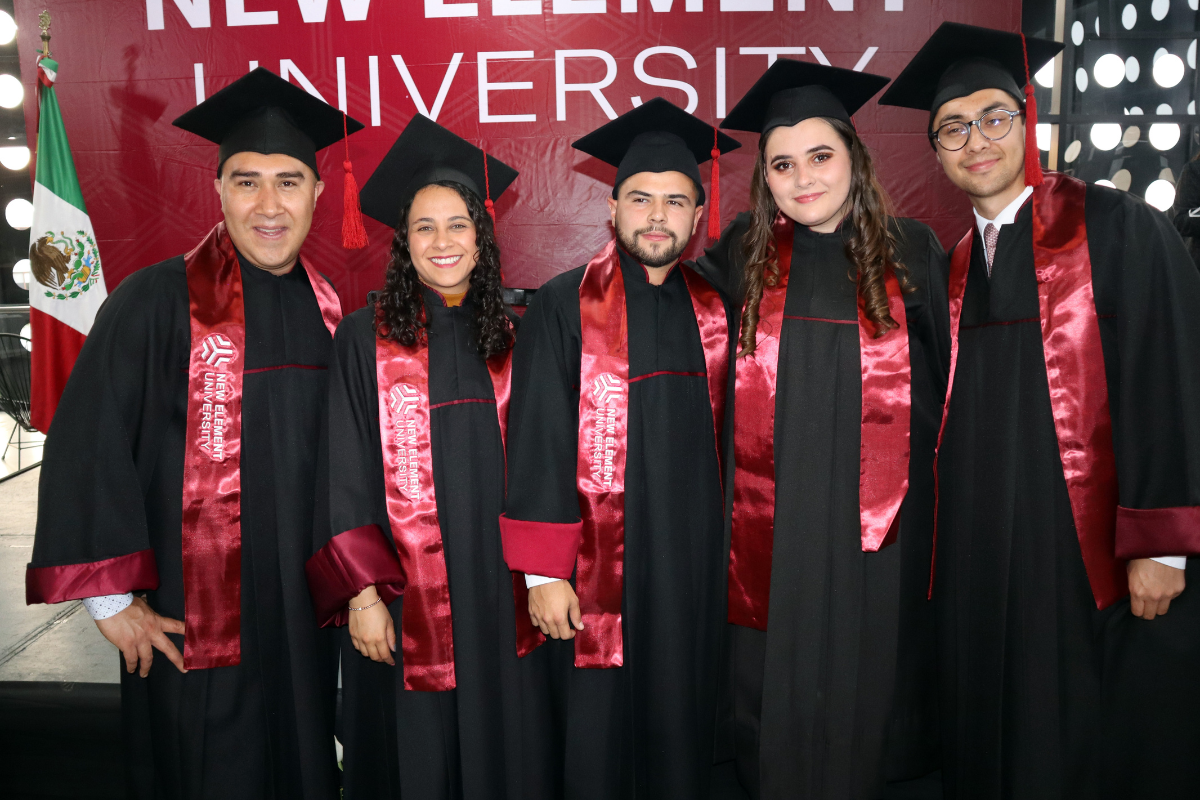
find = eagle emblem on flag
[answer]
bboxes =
[30,230,102,300]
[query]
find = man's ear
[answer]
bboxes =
[607,195,618,227]
[691,203,704,237]
[313,180,326,202]
[214,177,223,199]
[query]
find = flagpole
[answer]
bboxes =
[39,10,51,57]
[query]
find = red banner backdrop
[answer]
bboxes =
[13,0,1018,311]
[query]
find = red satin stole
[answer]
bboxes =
[182,222,341,669]
[574,242,729,668]
[376,326,522,690]
[934,174,1125,609]
[727,216,911,631]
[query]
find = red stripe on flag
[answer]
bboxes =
[30,307,87,434]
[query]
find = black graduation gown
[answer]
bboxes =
[936,185,1200,800]
[695,215,949,799]
[323,290,555,800]
[28,254,340,799]
[504,248,731,799]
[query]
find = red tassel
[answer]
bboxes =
[340,114,368,249]
[1020,34,1044,188]
[482,147,497,224]
[707,128,721,240]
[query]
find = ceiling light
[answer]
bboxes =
[1149,123,1181,150]
[1122,126,1141,147]
[11,257,30,290]
[1076,68,1089,92]
[1096,180,1117,188]
[1145,179,1175,211]
[1035,59,1055,88]
[0,146,29,170]
[1112,169,1132,191]
[1125,57,1140,82]
[1090,123,1122,151]
[18,323,31,350]
[1072,21,1084,46]
[1151,0,1169,20]
[1121,4,1137,29]
[0,12,15,46]
[1036,124,1051,151]
[0,74,23,109]
[1064,140,1082,163]
[1153,54,1185,88]
[6,197,33,229]
[1094,54,1125,87]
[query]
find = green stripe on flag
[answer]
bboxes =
[35,78,87,215]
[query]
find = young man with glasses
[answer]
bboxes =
[882,22,1200,800]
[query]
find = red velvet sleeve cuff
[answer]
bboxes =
[305,525,406,628]
[499,514,583,579]
[26,549,159,605]
[1115,505,1200,560]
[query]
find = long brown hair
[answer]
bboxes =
[738,117,911,356]
[374,181,514,359]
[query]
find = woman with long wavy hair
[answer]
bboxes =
[305,116,553,799]
[693,62,951,799]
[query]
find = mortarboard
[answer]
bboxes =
[721,59,890,135]
[571,97,741,238]
[358,113,519,230]
[172,67,371,248]
[878,22,1062,185]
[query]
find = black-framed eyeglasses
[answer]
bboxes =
[930,109,1024,151]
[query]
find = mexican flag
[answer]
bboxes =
[27,55,105,433]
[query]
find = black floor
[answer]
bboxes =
[0,681,941,799]
[0,682,124,799]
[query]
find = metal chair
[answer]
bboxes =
[0,332,39,470]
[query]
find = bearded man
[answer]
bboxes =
[499,98,740,799]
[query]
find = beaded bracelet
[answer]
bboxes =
[347,596,382,612]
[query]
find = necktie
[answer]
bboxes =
[984,223,999,277]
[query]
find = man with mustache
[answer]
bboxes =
[881,23,1200,799]
[500,98,739,798]
[25,69,362,799]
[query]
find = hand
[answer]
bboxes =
[528,580,583,640]
[348,586,395,665]
[95,595,187,677]
[1127,558,1186,621]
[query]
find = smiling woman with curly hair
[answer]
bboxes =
[305,116,554,799]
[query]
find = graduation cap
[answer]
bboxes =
[720,60,890,135]
[877,22,1063,185]
[571,97,741,239]
[173,67,371,248]
[358,113,519,230]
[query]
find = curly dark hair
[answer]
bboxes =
[373,180,514,359]
[738,117,912,356]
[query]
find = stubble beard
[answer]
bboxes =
[616,224,688,268]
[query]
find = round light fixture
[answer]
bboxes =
[11,257,30,290]
[1125,57,1140,82]
[1145,179,1176,211]
[1190,101,1197,114]
[1094,54,1125,87]
[0,12,16,46]
[1153,54,1185,88]
[1149,123,1181,150]
[1076,68,1089,92]
[1064,140,1082,163]
[1161,168,1176,182]
[0,74,23,109]
[1096,180,1117,189]
[0,145,29,170]
[5,197,32,229]
[1151,0,1170,20]
[1090,123,1122,151]
[1121,4,1137,29]
[1126,106,1144,115]
[1035,59,1055,88]
[1122,126,1141,147]
[1072,21,1084,46]
[1036,123,1051,151]
[18,323,31,351]
[1190,40,1196,69]
[1112,169,1132,191]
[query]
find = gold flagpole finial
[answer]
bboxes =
[38,10,51,58]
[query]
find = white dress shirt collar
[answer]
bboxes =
[974,185,1034,241]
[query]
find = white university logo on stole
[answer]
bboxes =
[588,373,624,491]
[389,383,422,500]
[198,333,237,461]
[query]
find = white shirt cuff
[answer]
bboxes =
[1150,556,1188,570]
[524,573,559,589]
[81,593,134,620]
